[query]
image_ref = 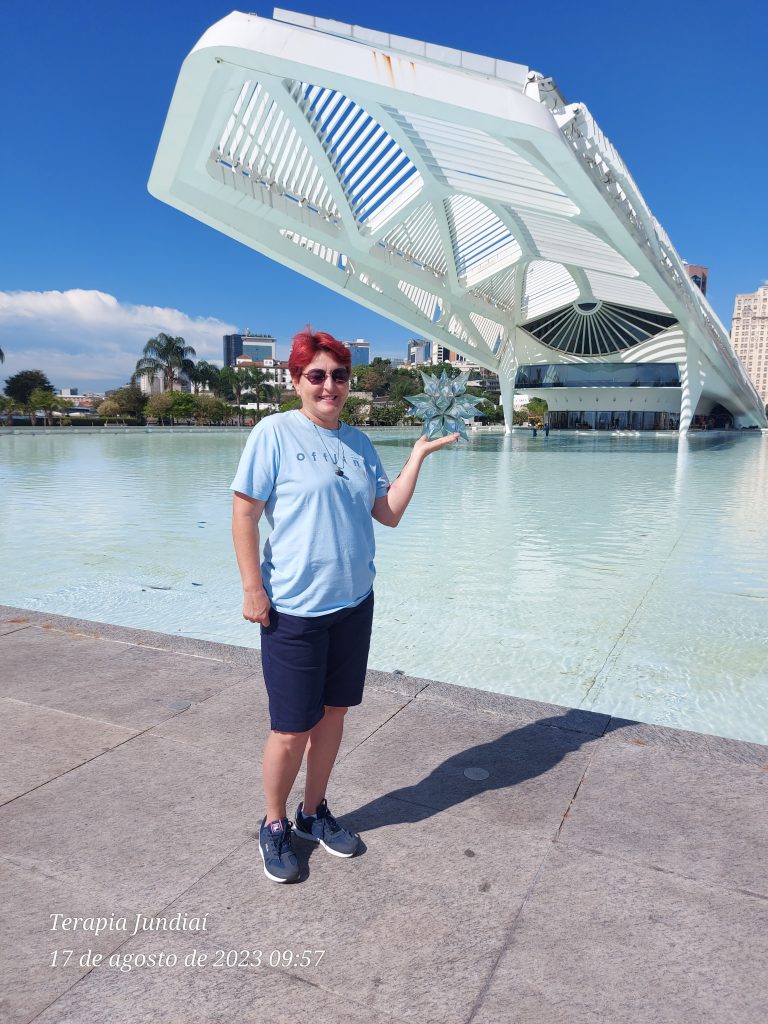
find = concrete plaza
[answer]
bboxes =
[1,605,766,1023]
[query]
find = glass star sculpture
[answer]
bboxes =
[404,369,484,441]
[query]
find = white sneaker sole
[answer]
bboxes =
[294,824,359,858]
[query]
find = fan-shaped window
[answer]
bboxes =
[522,301,677,356]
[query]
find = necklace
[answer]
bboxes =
[312,421,345,476]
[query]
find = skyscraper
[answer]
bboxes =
[223,334,243,367]
[731,283,768,404]
[223,332,276,366]
[345,339,370,364]
[407,338,432,364]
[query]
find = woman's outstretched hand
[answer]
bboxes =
[413,432,461,458]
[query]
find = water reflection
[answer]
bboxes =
[1,429,767,743]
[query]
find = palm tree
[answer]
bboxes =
[133,333,196,392]
[217,366,250,424]
[243,368,277,417]
[187,360,221,394]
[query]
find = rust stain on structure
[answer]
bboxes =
[373,51,395,85]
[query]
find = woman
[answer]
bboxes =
[231,329,456,883]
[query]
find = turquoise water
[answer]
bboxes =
[1,427,767,744]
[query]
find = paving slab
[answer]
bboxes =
[603,715,768,769]
[0,622,33,638]
[0,732,259,907]
[148,676,409,765]
[31,953,400,1024]
[1,606,766,1024]
[0,859,142,1024]
[0,628,249,729]
[471,844,768,1024]
[31,798,551,1024]
[0,698,136,804]
[330,698,600,839]
[559,739,768,895]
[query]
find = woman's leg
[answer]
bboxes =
[263,728,310,823]
[303,706,347,813]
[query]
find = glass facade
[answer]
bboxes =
[243,342,275,362]
[515,362,680,389]
[548,410,680,431]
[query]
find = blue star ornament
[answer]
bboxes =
[405,369,484,441]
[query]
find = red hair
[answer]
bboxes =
[288,328,351,381]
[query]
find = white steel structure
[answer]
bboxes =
[149,9,766,432]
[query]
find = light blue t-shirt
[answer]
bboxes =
[230,410,390,616]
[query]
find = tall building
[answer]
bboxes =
[407,338,432,365]
[684,264,709,295]
[345,339,370,364]
[431,344,453,365]
[223,334,243,366]
[731,283,768,404]
[223,332,276,366]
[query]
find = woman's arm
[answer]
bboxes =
[372,432,459,528]
[232,491,271,625]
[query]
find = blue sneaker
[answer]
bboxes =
[259,817,300,883]
[294,799,360,858]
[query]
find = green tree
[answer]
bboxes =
[339,396,368,426]
[388,367,420,403]
[28,387,65,426]
[192,394,229,424]
[0,395,15,423]
[218,366,274,424]
[4,370,55,405]
[97,399,121,423]
[111,383,147,422]
[133,333,196,392]
[368,400,405,426]
[279,396,302,413]
[145,392,175,425]
[188,360,221,394]
[527,397,549,418]
[169,391,196,422]
[238,368,277,418]
[351,358,393,397]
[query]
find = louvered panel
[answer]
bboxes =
[448,315,477,348]
[470,267,517,312]
[279,230,349,272]
[517,211,635,276]
[358,272,384,294]
[290,81,423,231]
[522,261,579,319]
[397,281,442,321]
[585,271,670,313]
[389,109,578,216]
[213,79,341,219]
[469,313,506,353]
[445,195,521,286]
[380,203,448,276]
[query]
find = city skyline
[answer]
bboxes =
[1,1,766,392]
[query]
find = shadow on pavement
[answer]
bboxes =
[346,708,628,833]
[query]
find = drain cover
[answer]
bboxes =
[463,767,489,781]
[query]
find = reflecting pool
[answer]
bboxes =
[2,428,767,744]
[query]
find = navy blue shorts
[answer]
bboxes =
[260,592,374,733]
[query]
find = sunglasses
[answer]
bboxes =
[301,368,350,385]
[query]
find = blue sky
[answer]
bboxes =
[1,0,766,390]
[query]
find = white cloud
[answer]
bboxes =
[0,289,238,392]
